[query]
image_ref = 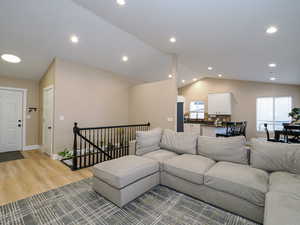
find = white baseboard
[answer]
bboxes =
[23,145,40,151]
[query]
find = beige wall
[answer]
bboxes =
[53,59,135,153]
[39,60,56,145]
[179,78,300,139]
[129,79,178,130]
[0,76,39,146]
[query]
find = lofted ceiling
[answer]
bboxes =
[0,0,299,86]
[0,0,172,82]
[74,0,300,86]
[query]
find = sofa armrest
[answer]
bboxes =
[129,140,137,155]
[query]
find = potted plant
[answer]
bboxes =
[58,148,73,160]
[289,108,300,124]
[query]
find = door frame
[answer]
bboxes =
[0,86,27,151]
[42,85,54,156]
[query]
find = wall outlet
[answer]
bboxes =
[167,117,173,122]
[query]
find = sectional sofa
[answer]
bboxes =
[92,128,300,225]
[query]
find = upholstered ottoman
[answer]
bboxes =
[92,155,159,207]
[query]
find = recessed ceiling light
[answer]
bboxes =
[270,77,276,81]
[116,0,126,6]
[1,54,21,63]
[168,74,173,78]
[122,56,128,62]
[169,37,176,43]
[208,67,213,71]
[268,63,277,68]
[218,74,223,77]
[70,35,79,43]
[193,78,197,81]
[266,26,278,34]
[182,80,185,83]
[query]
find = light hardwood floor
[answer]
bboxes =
[0,150,92,206]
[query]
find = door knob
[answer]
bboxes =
[48,126,52,129]
[18,124,21,127]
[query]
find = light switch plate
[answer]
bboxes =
[167,117,173,122]
[59,115,65,121]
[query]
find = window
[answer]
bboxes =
[256,96,292,131]
[190,101,205,119]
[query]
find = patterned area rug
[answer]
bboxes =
[0,178,258,225]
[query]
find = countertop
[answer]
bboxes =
[184,120,227,128]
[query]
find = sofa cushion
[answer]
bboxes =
[160,129,197,154]
[142,149,178,170]
[93,155,159,189]
[251,138,300,174]
[163,154,216,185]
[269,171,300,195]
[197,136,248,164]
[264,191,300,225]
[204,162,269,206]
[136,128,162,156]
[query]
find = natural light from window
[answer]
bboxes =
[190,101,205,119]
[256,96,292,131]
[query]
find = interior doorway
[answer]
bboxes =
[42,86,54,156]
[0,87,26,153]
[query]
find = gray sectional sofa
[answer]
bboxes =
[93,128,300,225]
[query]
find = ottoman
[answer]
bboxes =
[92,155,160,207]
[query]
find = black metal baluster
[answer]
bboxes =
[100,128,103,162]
[84,130,87,167]
[126,127,129,155]
[79,132,82,169]
[113,128,115,158]
[115,128,118,158]
[92,129,95,165]
[97,129,99,163]
[88,130,91,166]
[105,128,107,160]
[118,128,123,158]
[108,128,111,159]
[72,123,78,170]
[111,128,113,159]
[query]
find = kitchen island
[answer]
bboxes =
[184,120,227,137]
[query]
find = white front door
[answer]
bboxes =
[42,87,54,155]
[0,89,23,152]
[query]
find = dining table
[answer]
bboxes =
[274,124,300,142]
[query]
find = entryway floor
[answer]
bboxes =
[0,150,92,206]
[0,151,24,163]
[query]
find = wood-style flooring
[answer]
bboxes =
[0,150,92,206]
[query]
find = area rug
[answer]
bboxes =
[0,178,258,225]
[0,151,24,163]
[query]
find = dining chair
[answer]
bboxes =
[264,123,284,142]
[216,122,247,137]
[216,122,235,137]
[283,124,300,143]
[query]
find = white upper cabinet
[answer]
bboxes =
[208,93,232,115]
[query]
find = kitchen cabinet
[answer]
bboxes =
[208,93,232,115]
[184,123,201,135]
[201,126,217,137]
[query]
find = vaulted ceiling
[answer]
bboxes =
[1,0,299,86]
[0,0,172,82]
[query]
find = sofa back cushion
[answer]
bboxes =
[197,136,248,164]
[136,128,162,156]
[251,138,300,174]
[160,129,197,154]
